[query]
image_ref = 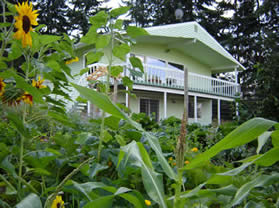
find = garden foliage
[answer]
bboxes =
[0,1,278,207]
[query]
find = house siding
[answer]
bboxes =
[131,43,211,76]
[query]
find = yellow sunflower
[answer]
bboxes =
[0,78,6,96]
[21,92,33,105]
[32,76,46,89]
[51,195,65,208]
[14,1,39,48]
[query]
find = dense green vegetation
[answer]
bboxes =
[0,1,278,207]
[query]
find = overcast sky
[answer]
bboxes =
[100,0,127,9]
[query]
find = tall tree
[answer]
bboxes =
[126,0,226,40]
[33,0,102,38]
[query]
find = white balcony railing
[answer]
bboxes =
[84,63,240,98]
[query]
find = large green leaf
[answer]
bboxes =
[8,42,22,61]
[86,51,104,65]
[24,151,56,169]
[110,66,123,77]
[88,163,108,179]
[72,181,144,208]
[112,43,130,61]
[169,184,237,201]
[257,131,272,154]
[83,195,114,208]
[48,111,75,127]
[39,35,61,46]
[218,160,256,176]
[271,130,279,147]
[244,201,265,208]
[140,130,177,180]
[72,83,125,119]
[15,193,42,208]
[253,147,279,166]
[110,6,131,18]
[72,181,106,201]
[81,26,98,44]
[72,87,115,117]
[114,188,145,208]
[127,26,149,38]
[230,173,279,206]
[89,11,109,28]
[96,35,111,49]
[129,57,144,72]
[168,183,206,200]
[7,112,30,138]
[122,76,133,90]
[114,19,123,30]
[121,141,167,208]
[184,118,276,169]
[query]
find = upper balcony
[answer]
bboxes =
[83,63,240,99]
[130,63,240,98]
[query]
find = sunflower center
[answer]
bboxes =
[22,15,31,34]
[57,203,61,208]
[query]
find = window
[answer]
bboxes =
[140,99,159,121]
[168,62,184,71]
[188,96,202,119]
[146,57,166,67]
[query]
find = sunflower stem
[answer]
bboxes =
[18,50,30,197]
[97,18,114,162]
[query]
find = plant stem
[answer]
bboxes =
[174,169,183,207]
[16,175,39,195]
[44,157,94,208]
[0,174,17,194]
[18,134,24,188]
[174,109,187,207]
[97,110,106,162]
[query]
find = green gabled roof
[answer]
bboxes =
[138,22,245,72]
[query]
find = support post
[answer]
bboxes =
[234,66,238,84]
[87,101,90,117]
[83,55,91,117]
[113,78,118,103]
[125,86,129,107]
[184,66,188,123]
[217,99,221,125]
[125,52,130,108]
[164,91,167,119]
[236,102,239,117]
[234,66,239,120]
[194,96,198,123]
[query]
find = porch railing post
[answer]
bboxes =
[164,91,167,119]
[184,66,188,123]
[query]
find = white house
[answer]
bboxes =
[69,22,244,125]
